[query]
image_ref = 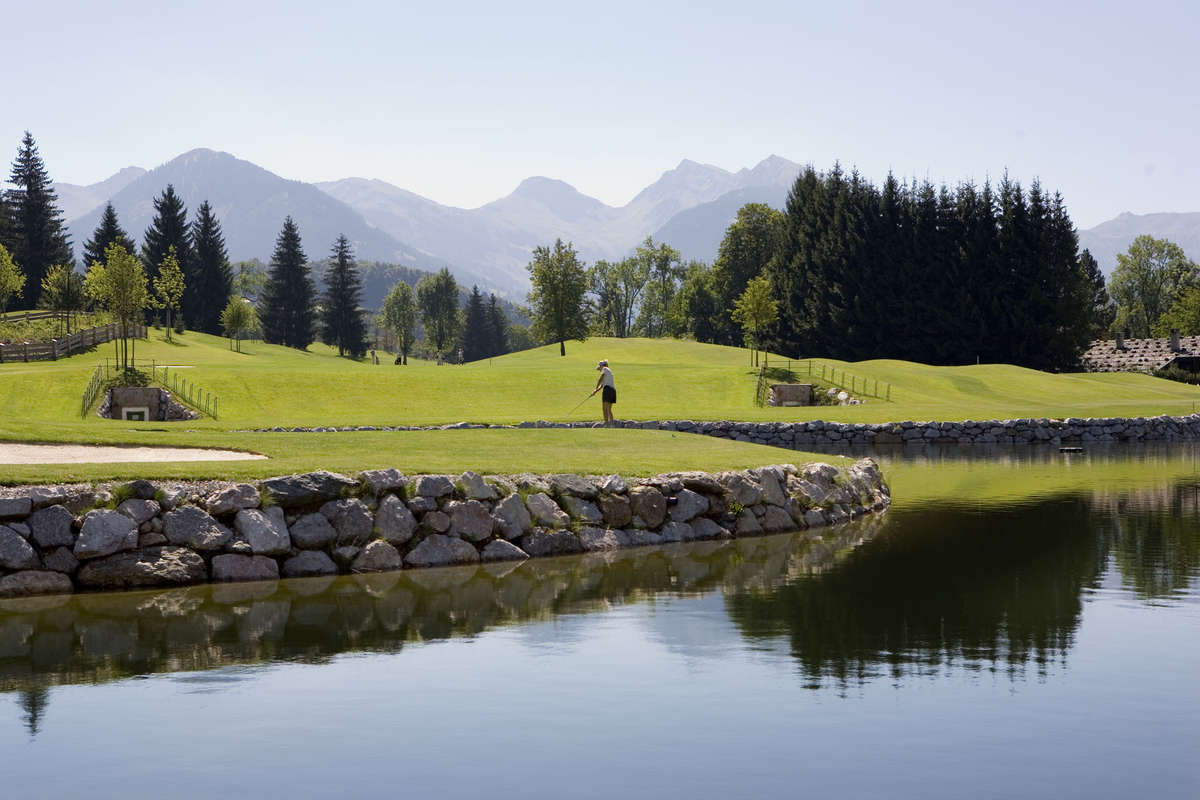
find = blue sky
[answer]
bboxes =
[5,0,1198,226]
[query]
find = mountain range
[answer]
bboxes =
[55,150,1200,300]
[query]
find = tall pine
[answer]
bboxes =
[141,185,192,290]
[6,132,72,309]
[320,234,367,357]
[190,201,233,334]
[260,217,316,349]
[460,285,489,361]
[83,203,136,271]
[486,293,509,357]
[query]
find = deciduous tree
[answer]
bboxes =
[39,264,84,334]
[731,275,777,366]
[1110,235,1198,338]
[417,267,460,356]
[85,242,150,372]
[0,243,23,314]
[381,280,417,364]
[527,239,589,356]
[220,296,259,352]
[153,246,186,341]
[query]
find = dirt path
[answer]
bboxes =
[0,443,267,464]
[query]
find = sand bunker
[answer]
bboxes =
[0,443,267,464]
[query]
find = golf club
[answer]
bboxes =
[567,392,594,414]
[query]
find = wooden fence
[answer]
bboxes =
[754,356,893,406]
[0,322,144,363]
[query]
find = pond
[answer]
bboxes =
[1,444,1198,798]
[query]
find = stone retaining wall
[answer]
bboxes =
[0,459,889,598]
[251,412,1200,446]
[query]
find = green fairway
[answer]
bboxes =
[1,329,1198,482]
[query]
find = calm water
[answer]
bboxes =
[2,445,1199,799]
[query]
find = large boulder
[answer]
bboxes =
[42,547,80,574]
[519,528,583,557]
[281,550,339,578]
[211,554,280,582]
[163,505,233,551]
[0,570,73,598]
[481,539,528,562]
[447,500,495,542]
[577,527,621,551]
[719,471,764,506]
[320,499,374,546]
[77,546,207,589]
[549,474,598,499]
[358,468,406,496]
[0,527,41,573]
[289,513,337,550]
[116,499,161,525]
[689,518,730,541]
[235,508,291,555]
[404,534,480,568]
[374,495,417,545]
[761,506,795,532]
[205,484,260,515]
[458,471,497,500]
[413,475,455,498]
[260,471,357,508]
[27,505,75,549]
[74,510,137,560]
[751,467,789,506]
[668,489,709,522]
[0,497,32,519]
[525,493,569,529]
[658,522,692,542]
[351,540,402,573]
[598,495,632,528]
[629,486,667,528]
[562,496,603,525]
[493,494,531,540]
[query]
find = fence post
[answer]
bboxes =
[23,341,28,361]
[213,397,218,419]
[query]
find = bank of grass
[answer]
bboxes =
[0,428,849,485]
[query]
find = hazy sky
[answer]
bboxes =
[4,0,1198,227]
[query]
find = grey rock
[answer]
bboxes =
[375,495,417,545]
[481,539,528,562]
[519,528,583,557]
[163,505,233,551]
[689,518,730,540]
[493,494,532,539]
[42,547,79,574]
[525,493,569,528]
[404,534,480,568]
[0,526,40,570]
[138,532,168,547]
[458,471,497,500]
[211,554,279,582]
[157,486,187,511]
[28,505,75,549]
[332,545,361,569]
[281,550,339,578]
[622,529,663,547]
[8,522,29,538]
[720,471,764,506]
[549,474,598,499]
[407,496,438,514]
[734,509,763,535]
[289,513,337,549]
[447,500,495,542]
[659,522,692,542]
[751,467,789,506]
[351,540,402,572]
[260,471,357,507]
[0,497,32,518]
[598,494,632,527]
[121,479,158,500]
[420,510,451,533]
[562,496,603,524]
[74,510,137,560]
[680,472,723,494]
[359,468,406,496]
[29,486,68,508]
[577,526,621,551]
[235,508,291,555]
[804,509,827,528]
[320,499,374,546]
[761,506,795,532]
[414,474,455,498]
[629,486,667,528]
[205,484,259,515]
[595,474,627,494]
[669,489,709,522]
[77,546,207,589]
[0,570,73,598]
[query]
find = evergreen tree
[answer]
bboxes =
[486,293,509,357]
[6,132,72,309]
[1080,249,1116,339]
[259,217,316,349]
[141,185,192,291]
[189,201,233,334]
[82,203,136,272]
[527,239,589,356]
[460,286,490,361]
[416,268,461,356]
[320,234,368,357]
[0,190,14,253]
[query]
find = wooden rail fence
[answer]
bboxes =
[0,322,144,363]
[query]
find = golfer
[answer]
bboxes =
[591,359,616,425]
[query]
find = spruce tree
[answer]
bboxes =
[486,293,509,357]
[259,217,316,349]
[190,201,233,334]
[83,203,136,271]
[461,285,489,361]
[320,234,368,357]
[141,185,192,290]
[7,132,73,309]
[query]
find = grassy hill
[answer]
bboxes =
[2,331,1199,482]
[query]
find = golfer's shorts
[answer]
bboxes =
[602,386,617,404]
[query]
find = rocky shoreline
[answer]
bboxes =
[247,413,1200,446]
[0,459,889,598]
